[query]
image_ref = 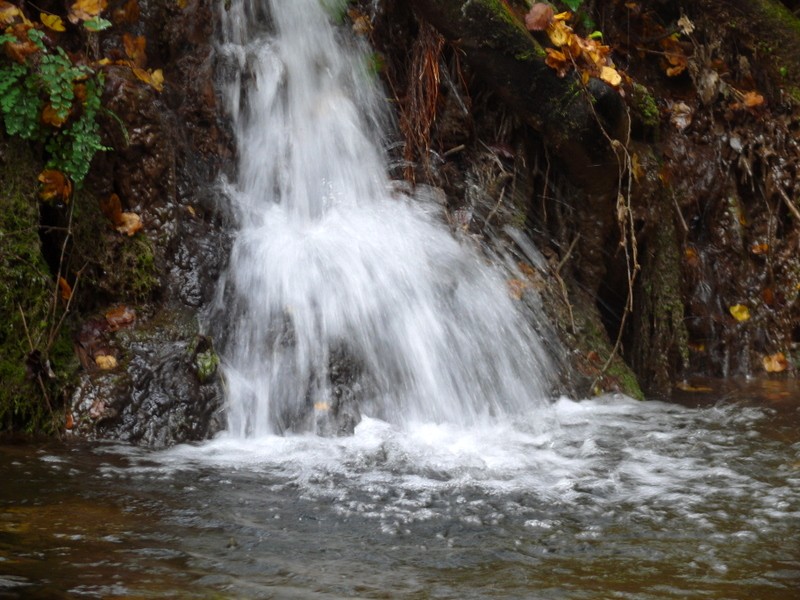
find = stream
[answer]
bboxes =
[2,1,798,597]
[1,384,799,598]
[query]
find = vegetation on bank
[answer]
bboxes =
[0,0,164,435]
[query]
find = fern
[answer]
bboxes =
[0,27,108,185]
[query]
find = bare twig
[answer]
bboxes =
[778,187,800,222]
[483,186,506,231]
[556,234,581,274]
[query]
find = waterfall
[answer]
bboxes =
[215,0,554,437]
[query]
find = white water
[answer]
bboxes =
[215,0,552,436]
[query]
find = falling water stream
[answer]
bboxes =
[214,0,552,436]
[1,1,799,598]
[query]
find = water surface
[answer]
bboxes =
[2,387,798,599]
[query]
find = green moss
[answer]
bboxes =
[568,293,645,400]
[632,209,689,396]
[631,83,660,129]
[194,347,219,384]
[69,192,159,306]
[755,0,800,36]
[0,139,66,434]
[465,0,547,58]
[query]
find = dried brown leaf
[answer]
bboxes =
[68,0,107,24]
[38,170,72,203]
[122,33,147,68]
[116,212,142,236]
[763,352,788,373]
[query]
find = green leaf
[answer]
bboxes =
[562,0,583,11]
[82,17,112,32]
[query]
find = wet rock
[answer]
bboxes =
[70,316,224,447]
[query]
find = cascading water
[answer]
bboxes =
[215,0,553,436]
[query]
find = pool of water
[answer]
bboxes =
[1,385,799,599]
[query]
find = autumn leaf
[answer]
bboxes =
[676,15,695,35]
[313,402,330,411]
[507,278,528,300]
[0,1,20,25]
[38,170,72,203]
[545,48,569,77]
[763,352,789,373]
[546,19,571,47]
[661,35,688,77]
[4,24,40,63]
[58,277,73,301]
[675,381,713,392]
[743,91,764,108]
[525,3,554,31]
[729,304,750,322]
[42,103,69,128]
[40,13,66,32]
[600,65,621,87]
[105,305,136,331]
[750,242,769,255]
[100,193,143,235]
[684,247,699,268]
[518,262,536,279]
[347,8,371,35]
[112,0,139,25]
[123,33,147,67]
[631,152,644,182]
[116,211,142,236]
[68,0,107,24]
[95,354,118,370]
[132,66,163,92]
[100,192,123,224]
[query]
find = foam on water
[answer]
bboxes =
[144,397,799,539]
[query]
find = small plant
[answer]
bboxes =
[0,23,107,187]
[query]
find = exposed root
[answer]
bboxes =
[398,21,445,182]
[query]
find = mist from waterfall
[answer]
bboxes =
[214,0,554,436]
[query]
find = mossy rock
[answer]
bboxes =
[68,190,159,308]
[0,139,74,434]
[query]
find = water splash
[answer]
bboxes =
[215,0,553,436]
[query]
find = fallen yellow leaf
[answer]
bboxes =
[546,20,571,48]
[600,65,621,87]
[95,354,117,370]
[729,304,750,322]
[105,305,136,330]
[68,0,107,24]
[743,91,764,108]
[0,1,20,25]
[763,352,789,373]
[116,212,142,236]
[40,13,66,32]
[132,67,163,92]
